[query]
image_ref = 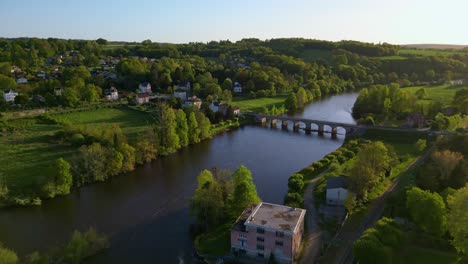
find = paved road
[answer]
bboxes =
[300,171,328,264]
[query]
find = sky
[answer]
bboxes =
[1,0,467,45]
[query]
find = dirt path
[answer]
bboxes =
[300,170,328,264]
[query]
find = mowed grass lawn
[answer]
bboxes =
[0,107,152,195]
[402,85,467,106]
[232,95,287,112]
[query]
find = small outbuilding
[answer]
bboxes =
[325,176,348,206]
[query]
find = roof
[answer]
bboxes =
[174,89,186,93]
[4,89,17,93]
[139,82,150,86]
[326,176,348,190]
[244,202,306,233]
[231,205,256,232]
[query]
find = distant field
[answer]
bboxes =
[300,49,332,64]
[402,85,467,106]
[399,48,465,57]
[401,44,468,50]
[377,55,408,61]
[232,95,287,112]
[0,107,152,196]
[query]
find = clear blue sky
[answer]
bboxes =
[1,0,467,44]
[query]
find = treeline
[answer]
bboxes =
[0,227,108,264]
[0,105,213,206]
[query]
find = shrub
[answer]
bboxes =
[312,161,322,169]
[70,133,85,147]
[288,174,304,192]
[284,192,304,208]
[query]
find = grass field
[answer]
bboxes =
[402,85,467,106]
[399,48,465,57]
[232,95,287,112]
[0,107,152,197]
[377,55,408,61]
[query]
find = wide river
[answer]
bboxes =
[0,92,358,263]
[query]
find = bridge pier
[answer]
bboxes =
[305,122,312,134]
[331,127,338,139]
[318,124,324,136]
[293,122,300,132]
[260,117,267,126]
[270,119,277,128]
[281,120,288,130]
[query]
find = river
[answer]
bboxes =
[0,92,359,263]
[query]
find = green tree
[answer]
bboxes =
[447,186,468,255]
[14,94,29,105]
[96,38,108,45]
[296,87,308,108]
[135,129,158,164]
[157,104,180,155]
[117,143,136,173]
[196,111,211,140]
[285,93,298,111]
[43,158,73,198]
[0,74,16,90]
[415,139,427,152]
[80,84,100,103]
[175,110,189,147]
[229,165,261,216]
[187,112,201,144]
[406,187,447,236]
[61,88,80,107]
[287,174,304,193]
[190,170,224,228]
[222,78,233,91]
[0,243,19,264]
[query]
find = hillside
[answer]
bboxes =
[401,44,468,50]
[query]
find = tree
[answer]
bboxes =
[117,143,135,173]
[0,74,16,90]
[222,78,233,91]
[61,88,80,107]
[196,111,211,140]
[415,139,427,152]
[80,84,100,103]
[229,165,261,216]
[175,110,189,147]
[96,38,108,45]
[14,94,29,105]
[285,93,298,111]
[415,88,427,99]
[156,104,180,155]
[43,158,73,198]
[287,174,304,193]
[0,243,19,264]
[284,192,303,208]
[187,112,201,144]
[296,87,308,108]
[190,170,224,228]
[447,186,468,255]
[135,129,158,164]
[431,150,463,185]
[406,187,447,236]
[222,89,233,103]
[349,141,395,200]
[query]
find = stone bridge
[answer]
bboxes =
[243,112,432,139]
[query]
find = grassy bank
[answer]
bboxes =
[402,84,467,107]
[232,95,287,112]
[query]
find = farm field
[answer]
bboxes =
[402,85,467,106]
[0,107,152,197]
[232,95,287,112]
[399,48,465,57]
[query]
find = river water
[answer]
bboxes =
[0,92,358,263]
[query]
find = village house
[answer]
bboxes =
[16,77,28,84]
[218,104,241,116]
[136,93,150,105]
[231,202,306,264]
[209,101,220,112]
[3,89,18,102]
[138,82,152,94]
[104,86,119,100]
[176,81,191,92]
[173,89,187,101]
[183,96,202,109]
[450,79,464,86]
[37,71,46,79]
[326,176,349,205]
[233,81,243,93]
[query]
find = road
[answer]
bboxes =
[300,171,328,264]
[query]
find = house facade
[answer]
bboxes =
[326,176,349,205]
[233,81,243,93]
[183,96,202,109]
[138,82,152,94]
[173,89,187,101]
[3,89,18,102]
[231,202,306,264]
[450,79,464,86]
[136,93,150,104]
[105,86,119,100]
[17,77,28,84]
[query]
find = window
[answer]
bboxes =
[257,227,265,234]
[239,233,247,238]
[256,244,264,250]
[275,231,284,238]
[275,240,283,246]
[257,236,264,242]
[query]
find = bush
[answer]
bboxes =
[344,150,355,158]
[288,174,304,192]
[284,192,304,208]
[312,161,322,169]
[70,133,85,147]
[0,243,19,264]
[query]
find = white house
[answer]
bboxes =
[138,82,152,94]
[173,89,187,101]
[17,77,28,84]
[325,176,348,206]
[450,79,464,86]
[3,89,18,102]
[37,71,46,79]
[183,96,202,109]
[105,86,119,100]
[177,81,191,92]
[233,81,242,93]
[136,93,150,104]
